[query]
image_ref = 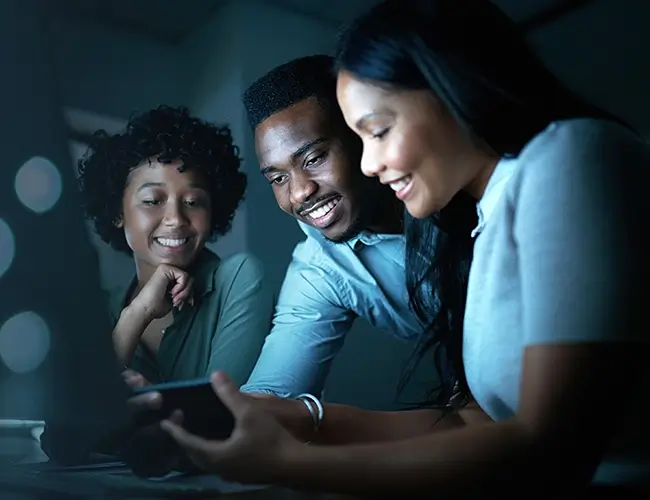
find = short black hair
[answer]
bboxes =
[242,55,338,130]
[77,105,246,254]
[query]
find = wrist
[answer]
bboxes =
[260,397,316,443]
[122,301,154,325]
[294,398,318,442]
[295,393,324,441]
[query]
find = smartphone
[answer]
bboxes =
[131,378,234,440]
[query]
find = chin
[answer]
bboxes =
[404,205,431,219]
[322,219,362,243]
[404,196,442,219]
[154,248,200,269]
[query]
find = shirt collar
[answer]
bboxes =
[471,157,517,238]
[188,248,219,297]
[297,221,402,252]
[346,230,403,251]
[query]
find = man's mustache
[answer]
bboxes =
[296,194,339,216]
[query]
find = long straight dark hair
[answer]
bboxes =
[335,0,630,408]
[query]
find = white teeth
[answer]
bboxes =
[156,237,188,248]
[307,198,340,220]
[389,176,411,192]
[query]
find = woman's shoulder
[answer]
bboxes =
[518,118,647,175]
[210,251,266,289]
[506,118,648,203]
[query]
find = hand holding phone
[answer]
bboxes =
[131,377,235,440]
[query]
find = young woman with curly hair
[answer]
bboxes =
[77,105,273,388]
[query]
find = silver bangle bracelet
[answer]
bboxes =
[296,393,324,432]
[298,398,317,433]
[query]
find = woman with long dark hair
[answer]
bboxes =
[160,1,649,496]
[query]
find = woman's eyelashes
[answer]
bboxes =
[140,197,206,207]
[371,128,389,140]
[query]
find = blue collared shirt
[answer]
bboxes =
[241,222,426,398]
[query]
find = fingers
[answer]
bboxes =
[154,265,195,309]
[171,277,194,309]
[168,271,188,297]
[210,372,249,415]
[123,370,149,389]
[168,409,184,426]
[122,369,137,383]
[128,391,162,410]
[167,271,193,309]
[160,419,215,466]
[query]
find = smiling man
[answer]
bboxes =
[253,87,373,242]
[240,55,429,398]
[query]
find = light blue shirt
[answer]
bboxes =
[464,119,650,486]
[242,222,426,398]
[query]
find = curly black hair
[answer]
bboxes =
[77,105,246,254]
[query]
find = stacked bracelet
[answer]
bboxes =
[296,393,324,436]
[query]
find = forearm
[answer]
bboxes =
[241,321,345,400]
[277,420,552,498]
[314,404,458,445]
[264,397,477,445]
[112,305,151,365]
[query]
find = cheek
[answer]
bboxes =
[121,221,144,253]
[189,208,213,236]
[272,187,293,214]
[123,210,150,235]
[122,213,151,245]
[122,203,164,242]
[382,136,414,175]
[410,163,457,217]
[326,165,354,193]
[122,228,137,252]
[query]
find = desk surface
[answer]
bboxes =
[0,435,356,499]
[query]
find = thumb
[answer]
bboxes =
[168,409,184,426]
[210,372,248,415]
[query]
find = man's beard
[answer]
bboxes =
[324,191,376,244]
[324,177,392,244]
[325,214,364,244]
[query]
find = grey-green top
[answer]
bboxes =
[110,249,273,387]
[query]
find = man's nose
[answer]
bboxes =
[289,170,318,206]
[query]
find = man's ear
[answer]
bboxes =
[114,216,123,229]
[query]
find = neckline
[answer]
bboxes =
[471,157,518,238]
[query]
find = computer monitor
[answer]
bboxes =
[0,0,128,461]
